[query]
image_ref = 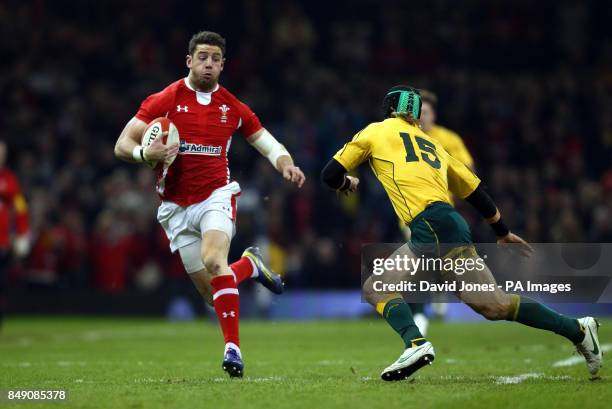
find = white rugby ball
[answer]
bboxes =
[142,117,180,169]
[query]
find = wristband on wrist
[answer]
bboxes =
[490,218,510,237]
[132,145,145,162]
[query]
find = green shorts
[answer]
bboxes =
[408,202,473,258]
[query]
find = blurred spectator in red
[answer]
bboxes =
[89,209,137,293]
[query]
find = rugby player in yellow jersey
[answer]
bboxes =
[405,89,474,334]
[321,85,602,381]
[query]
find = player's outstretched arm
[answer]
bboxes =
[464,183,533,256]
[114,117,179,164]
[247,128,305,187]
[320,158,359,195]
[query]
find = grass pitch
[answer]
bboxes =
[0,317,610,409]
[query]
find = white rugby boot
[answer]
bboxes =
[381,341,435,381]
[575,317,603,377]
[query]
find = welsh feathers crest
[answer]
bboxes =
[219,104,230,123]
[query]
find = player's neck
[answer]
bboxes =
[187,75,218,93]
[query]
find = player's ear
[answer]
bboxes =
[186,54,192,69]
[220,57,225,71]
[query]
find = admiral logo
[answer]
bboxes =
[219,104,230,123]
[179,140,222,156]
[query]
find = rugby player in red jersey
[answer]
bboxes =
[114,31,305,377]
[0,140,30,330]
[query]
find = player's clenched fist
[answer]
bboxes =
[143,131,179,162]
[282,165,306,188]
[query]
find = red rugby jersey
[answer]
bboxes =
[135,78,262,206]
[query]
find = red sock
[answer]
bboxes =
[230,256,255,285]
[211,275,240,346]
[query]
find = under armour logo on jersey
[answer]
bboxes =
[219,104,230,123]
[222,311,236,318]
[177,105,189,112]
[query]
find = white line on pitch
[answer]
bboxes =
[494,373,543,384]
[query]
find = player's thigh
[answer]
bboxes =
[200,211,233,276]
[157,201,202,254]
[201,228,230,262]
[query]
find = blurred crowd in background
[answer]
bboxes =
[1,0,611,292]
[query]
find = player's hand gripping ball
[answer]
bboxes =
[141,117,180,169]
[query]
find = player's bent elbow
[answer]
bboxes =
[320,169,333,189]
[114,133,131,158]
[113,142,123,159]
[113,142,131,161]
[320,159,346,189]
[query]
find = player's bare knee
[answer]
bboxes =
[202,253,224,276]
[363,287,378,306]
[362,277,379,306]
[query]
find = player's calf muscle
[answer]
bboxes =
[189,270,214,305]
[465,291,514,320]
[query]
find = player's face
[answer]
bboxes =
[186,44,225,92]
[419,102,436,132]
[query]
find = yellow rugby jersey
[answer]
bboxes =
[333,118,480,224]
[427,125,474,168]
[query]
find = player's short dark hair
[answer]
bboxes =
[188,31,226,56]
[420,89,438,109]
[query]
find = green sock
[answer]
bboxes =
[409,303,425,315]
[513,296,584,344]
[383,298,424,348]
